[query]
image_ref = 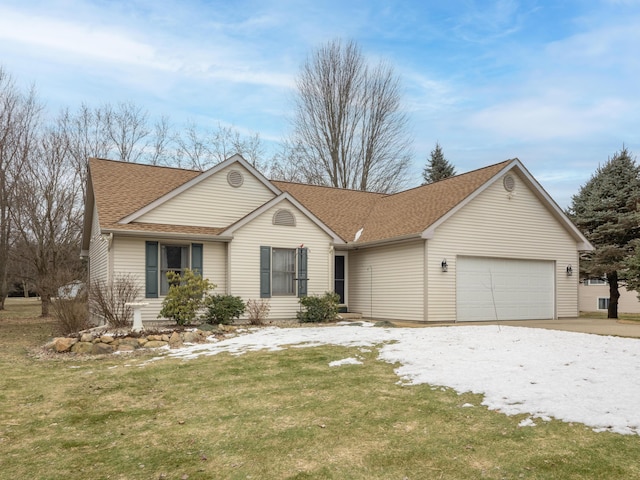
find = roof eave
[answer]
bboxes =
[102,228,233,243]
[344,233,423,249]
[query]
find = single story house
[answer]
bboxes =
[81,154,593,323]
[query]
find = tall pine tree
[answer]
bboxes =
[568,147,640,318]
[422,142,455,184]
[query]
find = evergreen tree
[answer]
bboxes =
[422,142,455,184]
[568,147,640,318]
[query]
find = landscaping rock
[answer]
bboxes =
[100,335,115,344]
[91,343,115,355]
[52,337,78,353]
[80,333,94,343]
[168,331,183,349]
[71,342,94,354]
[119,337,139,348]
[182,331,200,343]
[143,340,168,349]
[137,338,148,347]
[117,344,136,352]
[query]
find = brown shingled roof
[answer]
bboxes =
[357,160,512,242]
[87,156,513,244]
[89,157,200,231]
[273,161,512,244]
[271,181,386,242]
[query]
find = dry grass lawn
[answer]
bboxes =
[1,298,640,479]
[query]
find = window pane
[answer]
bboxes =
[272,248,295,295]
[161,245,189,295]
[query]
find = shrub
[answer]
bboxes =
[297,292,340,323]
[246,298,271,325]
[90,274,140,328]
[159,269,215,325]
[52,291,90,335]
[204,294,246,325]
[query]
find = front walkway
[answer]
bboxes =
[391,318,640,338]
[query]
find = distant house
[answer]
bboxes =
[81,155,592,323]
[579,279,640,314]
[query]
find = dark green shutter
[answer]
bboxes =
[145,241,159,298]
[260,246,271,298]
[298,247,308,297]
[191,243,203,276]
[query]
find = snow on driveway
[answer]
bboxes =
[153,324,640,435]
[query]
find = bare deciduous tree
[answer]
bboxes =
[146,115,173,166]
[284,39,412,193]
[173,121,266,171]
[104,101,150,163]
[12,123,84,316]
[0,68,41,309]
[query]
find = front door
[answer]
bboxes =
[334,254,346,305]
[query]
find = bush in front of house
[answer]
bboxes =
[203,294,246,325]
[52,290,90,335]
[297,292,340,323]
[90,274,141,328]
[158,269,216,326]
[246,298,271,325]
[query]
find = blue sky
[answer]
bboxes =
[1,0,639,207]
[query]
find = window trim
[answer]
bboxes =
[160,243,190,295]
[272,248,297,296]
[597,297,610,310]
[260,246,308,298]
[145,242,203,298]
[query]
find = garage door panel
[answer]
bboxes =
[456,257,554,321]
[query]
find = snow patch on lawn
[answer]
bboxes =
[329,357,363,367]
[149,324,640,435]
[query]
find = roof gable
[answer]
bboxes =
[355,161,512,243]
[221,192,345,244]
[271,181,385,242]
[88,157,200,232]
[120,154,279,225]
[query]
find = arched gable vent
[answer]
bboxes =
[273,209,296,227]
[227,169,244,188]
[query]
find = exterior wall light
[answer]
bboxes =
[441,259,448,272]
[566,265,573,276]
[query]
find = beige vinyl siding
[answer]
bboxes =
[229,200,332,320]
[579,284,640,314]
[348,241,424,321]
[112,236,227,323]
[89,203,109,285]
[137,164,276,228]
[427,172,579,322]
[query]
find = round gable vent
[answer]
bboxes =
[503,174,516,192]
[227,170,244,188]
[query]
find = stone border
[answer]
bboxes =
[45,329,216,355]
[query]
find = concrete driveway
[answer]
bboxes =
[391,318,640,338]
[494,318,640,338]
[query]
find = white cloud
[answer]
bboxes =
[0,6,171,70]
[466,95,631,141]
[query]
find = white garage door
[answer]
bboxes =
[456,257,555,322]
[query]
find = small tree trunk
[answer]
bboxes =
[41,293,51,317]
[607,271,620,319]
